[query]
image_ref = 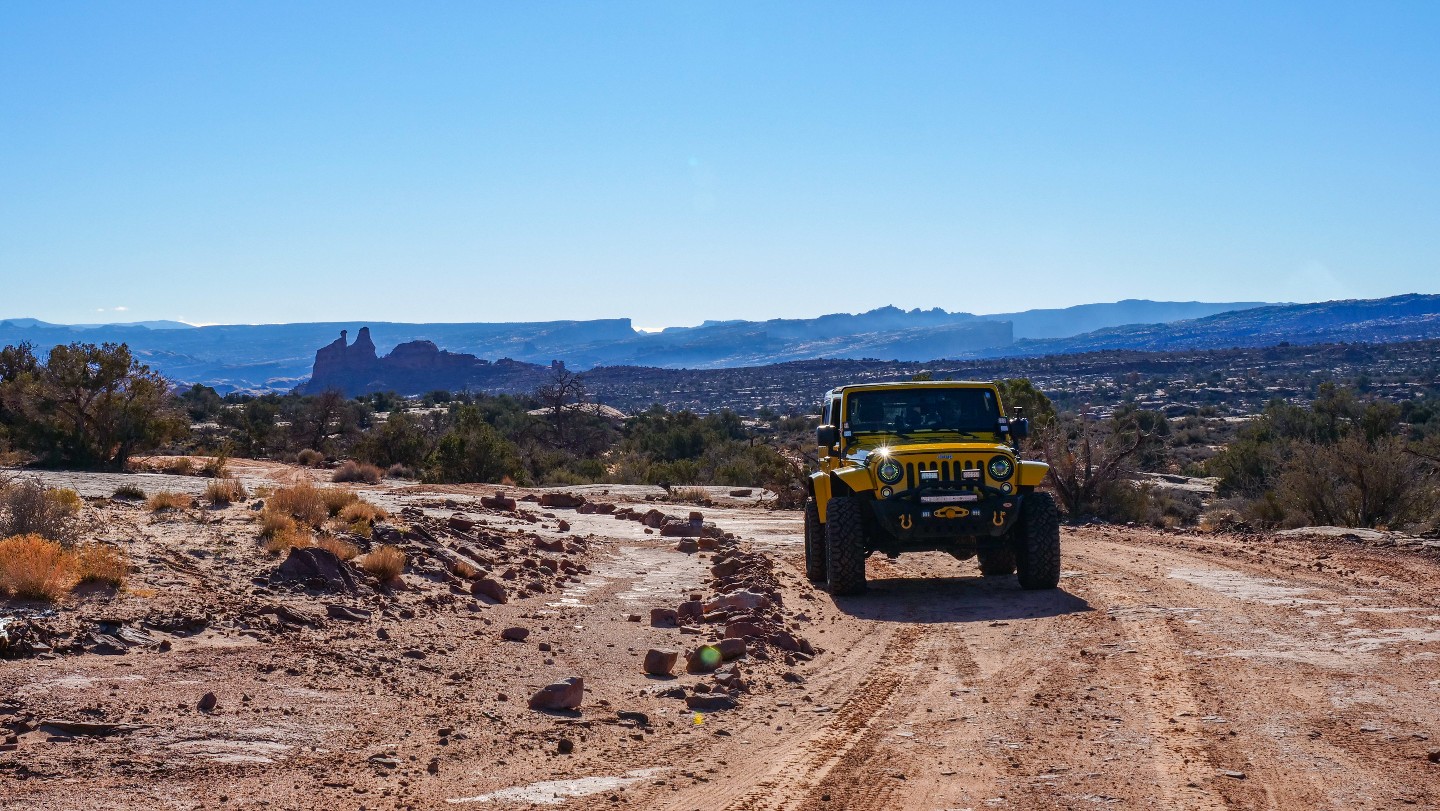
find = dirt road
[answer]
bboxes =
[3,470,1438,810]
[636,525,1440,811]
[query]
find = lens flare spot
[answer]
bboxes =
[693,713,704,725]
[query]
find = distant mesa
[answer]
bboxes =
[300,327,548,396]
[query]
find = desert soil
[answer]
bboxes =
[3,463,1439,810]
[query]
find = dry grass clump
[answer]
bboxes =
[200,454,229,478]
[258,510,296,539]
[263,525,313,555]
[0,479,80,543]
[332,460,383,484]
[297,449,325,467]
[113,484,146,501]
[204,478,248,506]
[338,501,387,524]
[266,480,329,527]
[361,544,406,580]
[46,488,83,514]
[668,486,713,505]
[317,535,359,561]
[161,456,195,475]
[74,543,128,587]
[146,491,193,512]
[0,534,74,601]
[319,487,360,516]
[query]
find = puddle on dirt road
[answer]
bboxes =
[446,767,667,805]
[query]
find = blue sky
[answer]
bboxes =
[2,2,1437,328]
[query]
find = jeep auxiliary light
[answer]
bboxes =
[988,455,1014,480]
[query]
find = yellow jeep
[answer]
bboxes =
[805,381,1060,595]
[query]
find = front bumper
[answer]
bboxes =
[870,483,1020,539]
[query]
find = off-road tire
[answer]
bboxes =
[824,496,867,595]
[1013,492,1061,590]
[803,498,827,583]
[976,543,1016,576]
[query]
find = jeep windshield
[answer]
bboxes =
[844,388,1000,438]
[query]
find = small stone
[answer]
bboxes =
[501,627,530,642]
[1219,770,1246,779]
[557,738,575,755]
[685,694,737,712]
[529,677,584,711]
[427,758,440,774]
[650,608,678,627]
[197,692,218,713]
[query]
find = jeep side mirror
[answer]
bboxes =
[816,425,839,449]
[1011,418,1030,441]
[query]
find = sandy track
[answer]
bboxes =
[638,526,1440,811]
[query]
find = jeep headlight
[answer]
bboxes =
[988,455,1014,481]
[877,458,903,485]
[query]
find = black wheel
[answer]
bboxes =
[1013,492,1061,590]
[803,498,827,583]
[824,496,867,595]
[976,543,1016,576]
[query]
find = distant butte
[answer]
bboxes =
[300,327,549,396]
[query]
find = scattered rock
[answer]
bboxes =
[539,492,586,509]
[728,489,752,497]
[470,577,508,604]
[650,608,678,627]
[481,491,517,511]
[324,604,372,622]
[717,638,747,661]
[501,627,530,642]
[529,677,584,711]
[272,547,357,592]
[687,644,723,673]
[557,738,575,755]
[197,692,218,713]
[685,694,737,712]
[674,538,699,552]
[643,648,679,677]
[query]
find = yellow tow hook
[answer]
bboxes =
[899,514,913,530]
[993,511,1006,527]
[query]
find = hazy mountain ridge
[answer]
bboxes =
[12,297,1409,393]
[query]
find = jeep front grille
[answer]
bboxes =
[902,457,986,490]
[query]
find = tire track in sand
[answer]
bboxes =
[716,625,925,811]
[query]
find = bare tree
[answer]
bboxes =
[1038,407,1147,518]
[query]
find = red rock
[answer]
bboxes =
[556,520,570,532]
[705,590,772,613]
[717,638,747,661]
[528,677,583,711]
[661,522,701,538]
[676,600,704,624]
[470,578,508,603]
[674,538,699,553]
[686,644,723,673]
[539,492,586,509]
[501,626,530,642]
[768,631,802,651]
[649,608,678,627]
[448,514,476,532]
[483,492,518,509]
[643,648,679,676]
[534,537,565,552]
[642,509,667,528]
[724,620,768,639]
